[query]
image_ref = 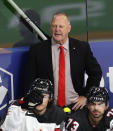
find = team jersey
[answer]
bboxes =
[66,107,113,131]
[1,103,65,131]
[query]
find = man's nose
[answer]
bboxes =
[55,26,60,31]
[94,104,99,109]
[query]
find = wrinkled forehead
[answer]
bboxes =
[51,14,70,24]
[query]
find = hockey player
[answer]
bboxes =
[65,86,113,131]
[1,78,65,131]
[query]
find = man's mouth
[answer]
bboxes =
[55,33,62,36]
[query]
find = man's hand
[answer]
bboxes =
[72,96,87,111]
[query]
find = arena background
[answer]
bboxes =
[0,0,113,118]
[0,0,113,47]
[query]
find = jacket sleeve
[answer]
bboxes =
[85,42,102,94]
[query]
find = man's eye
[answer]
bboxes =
[59,25,64,28]
[52,25,56,28]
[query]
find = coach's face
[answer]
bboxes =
[51,14,71,45]
[88,101,108,119]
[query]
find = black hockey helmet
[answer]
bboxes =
[21,78,54,109]
[87,86,109,105]
[30,78,54,99]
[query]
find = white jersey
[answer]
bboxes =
[1,104,65,131]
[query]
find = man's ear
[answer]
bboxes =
[68,24,71,33]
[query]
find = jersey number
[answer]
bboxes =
[66,118,79,131]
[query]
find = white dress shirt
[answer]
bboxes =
[52,38,79,105]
